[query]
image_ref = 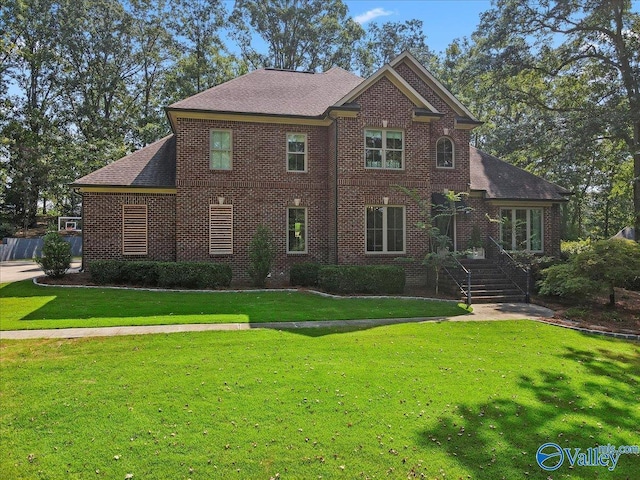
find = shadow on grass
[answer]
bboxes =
[417,343,640,478]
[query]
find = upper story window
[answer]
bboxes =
[210,130,232,170]
[436,137,454,168]
[287,133,307,172]
[365,129,404,169]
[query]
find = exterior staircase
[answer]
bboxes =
[444,258,527,304]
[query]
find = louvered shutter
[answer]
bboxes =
[122,205,148,255]
[209,204,233,254]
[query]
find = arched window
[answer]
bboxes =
[436,137,454,168]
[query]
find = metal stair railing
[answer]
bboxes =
[442,255,472,306]
[487,236,531,303]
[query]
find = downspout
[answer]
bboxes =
[334,117,339,264]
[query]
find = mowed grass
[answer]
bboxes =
[0,280,469,330]
[1,321,638,479]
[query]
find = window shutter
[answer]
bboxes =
[209,204,233,254]
[122,205,148,255]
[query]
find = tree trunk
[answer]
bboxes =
[634,121,640,242]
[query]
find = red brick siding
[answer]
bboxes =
[82,192,176,269]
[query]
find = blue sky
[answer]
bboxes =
[345,0,492,53]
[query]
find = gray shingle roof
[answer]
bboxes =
[470,146,571,201]
[73,135,176,188]
[168,67,364,117]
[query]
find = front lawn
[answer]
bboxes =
[0,280,469,330]
[1,321,638,478]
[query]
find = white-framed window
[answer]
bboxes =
[122,204,148,255]
[210,130,232,170]
[287,133,307,172]
[366,206,405,253]
[209,204,233,254]
[365,129,404,169]
[287,207,307,253]
[436,137,454,168]
[500,208,543,252]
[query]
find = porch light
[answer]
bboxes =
[217,196,225,205]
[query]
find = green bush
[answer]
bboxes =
[290,262,321,287]
[89,260,123,284]
[36,229,71,278]
[156,262,232,289]
[248,225,275,287]
[318,265,405,294]
[0,222,16,238]
[89,260,232,289]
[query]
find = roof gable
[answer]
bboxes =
[334,64,440,114]
[390,51,479,122]
[470,146,571,201]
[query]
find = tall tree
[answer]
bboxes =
[356,19,437,77]
[475,0,640,240]
[229,0,364,71]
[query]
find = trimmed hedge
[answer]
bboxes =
[89,260,231,289]
[290,262,321,287]
[317,265,405,294]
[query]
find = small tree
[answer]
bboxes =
[248,225,275,287]
[36,227,71,278]
[395,186,472,294]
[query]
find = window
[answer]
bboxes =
[436,137,454,168]
[287,133,307,172]
[210,130,232,170]
[366,206,405,253]
[209,204,233,254]
[122,204,147,255]
[365,129,404,169]
[500,208,543,252]
[287,207,307,253]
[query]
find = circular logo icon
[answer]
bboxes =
[536,443,564,471]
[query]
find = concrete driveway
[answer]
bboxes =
[0,260,81,283]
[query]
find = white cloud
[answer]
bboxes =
[354,7,394,24]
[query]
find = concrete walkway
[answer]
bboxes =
[0,303,555,340]
[0,260,81,283]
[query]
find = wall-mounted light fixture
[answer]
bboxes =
[382,196,389,205]
[217,196,225,205]
[382,120,388,128]
[293,198,301,206]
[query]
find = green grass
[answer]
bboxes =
[0,280,469,330]
[1,322,638,479]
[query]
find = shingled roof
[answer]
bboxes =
[469,146,571,201]
[168,67,363,117]
[73,135,176,188]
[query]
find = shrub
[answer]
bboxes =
[36,228,71,278]
[89,260,232,289]
[89,260,123,284]
[318,265,405,294]
[0,222,16,238]
[156,262,232,289]
[290,262,321,287]
[248,225,275,287]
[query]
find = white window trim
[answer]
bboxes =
[122,204,148,256]
[210,129,233,170]
[364,129,405,170]
[209,204,233,255]
[286,133,308,173]
[287,207,308,254]
[436,136,455,169]
[499,207,544,253]
[365,205,406,254]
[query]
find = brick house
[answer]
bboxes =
[73,52,570,285]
